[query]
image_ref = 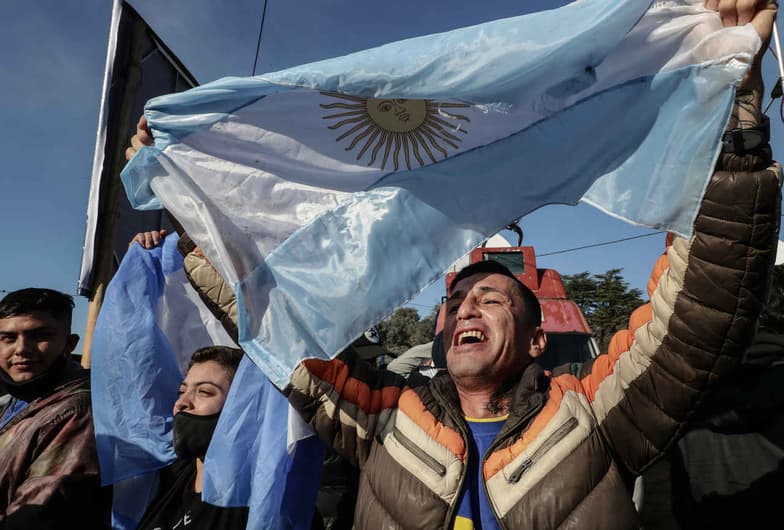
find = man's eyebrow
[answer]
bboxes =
[447,289,466,302]
[28,326,56,334]
[448,285,509,301]
[0,325,53,334]
[477,285,505,294]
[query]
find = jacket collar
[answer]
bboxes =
[0,357,85,403]
[427,362,549,433]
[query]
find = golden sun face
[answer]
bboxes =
[366,98,427,132]
[321,91,470,171]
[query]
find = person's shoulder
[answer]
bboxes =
[57,360,90,384]
[37,366,94,423]
[57,364,92,400]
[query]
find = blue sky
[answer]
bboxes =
[1,0,782,351]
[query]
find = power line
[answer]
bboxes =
[251,0,269,76]
[537,231,665,258]
[406,302,438,310]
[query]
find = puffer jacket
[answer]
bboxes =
[282,163,781,530]
[176,154,781,526]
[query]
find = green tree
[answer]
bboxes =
[411,305,440,346]
[562,268,644,352]
[378,305,439,354]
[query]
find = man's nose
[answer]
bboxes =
[456,297,480,321]
[12,334,33,355]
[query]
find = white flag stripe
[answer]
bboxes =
[122,0,759,386]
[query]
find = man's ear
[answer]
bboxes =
[65,334,80,355]
[529,327,547,359]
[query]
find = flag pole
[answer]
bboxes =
[81,16,147,367]
[772,21,784,83]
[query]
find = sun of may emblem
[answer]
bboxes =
[320,91,471,171]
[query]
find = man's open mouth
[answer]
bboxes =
[457,330,486,345]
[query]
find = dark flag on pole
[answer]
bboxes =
[79,0,196,299]
[79,0,197,357]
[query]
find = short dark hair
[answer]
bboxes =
[0,288,75,330]
[188,346,244,377]
[450,260,542,326]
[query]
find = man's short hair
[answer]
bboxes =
[188,346,244,376]
[0,288,75,330]
[450,260,542,327]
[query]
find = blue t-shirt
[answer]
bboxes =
[454,415,506,530]
[0,398,29,429]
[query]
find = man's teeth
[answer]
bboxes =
[458,330,486,345]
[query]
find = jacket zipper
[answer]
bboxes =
[508,417,579,483]
[430,384,471,530]
[479,393,544,530]
[393,427,446,476]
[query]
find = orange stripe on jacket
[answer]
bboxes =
[483,375,582,480]
[581,329,626,402]
[398,389,466,461]
[582,237,667,401]
[302,358,401,415]
[647,253,670,299]
[580,301,653,401]
[646,234,671,298]
[628,303,652,335]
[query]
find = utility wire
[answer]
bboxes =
[406,302,437,310]
[251,0,269,76]
[537,231,665,258]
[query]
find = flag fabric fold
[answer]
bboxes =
[202,356,325,530]
[91,237,183,486]
[121,0,761,387]
[91,234,321,529]
[91,235,185,529]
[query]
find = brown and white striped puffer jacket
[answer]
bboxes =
[284,163,782,530]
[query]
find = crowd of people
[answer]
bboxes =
[1,1,781,529]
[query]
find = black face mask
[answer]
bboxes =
[172,411,220,460]
[0,355,69,402]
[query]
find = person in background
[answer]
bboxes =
[0,288,110,529]
[639,265,784,529]
[137,346,249,530]
[125,231,327,530]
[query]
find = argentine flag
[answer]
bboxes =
[91,235,322,530]
[121,0,761,387]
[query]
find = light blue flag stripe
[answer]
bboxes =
[121,0,759,388]
[91,238,181,483]
[92,235,323,529]
[202,356,324,529]
[90,237,182,529]
[236,64,740,385]
[122,0,649,209]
